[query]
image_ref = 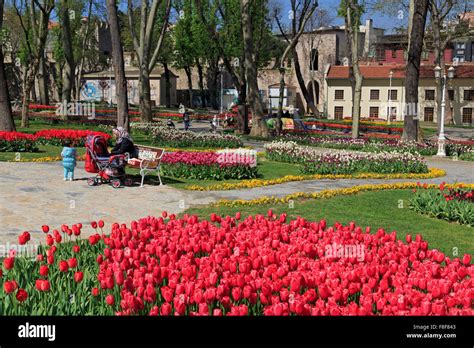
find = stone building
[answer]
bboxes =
[326,63,474,125]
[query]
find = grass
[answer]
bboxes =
[136,155,302,189]
[184,190,473,256]
[0,145,86,161]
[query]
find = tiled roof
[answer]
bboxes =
[327,64,474,79]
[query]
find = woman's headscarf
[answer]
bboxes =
[113,127,132,144]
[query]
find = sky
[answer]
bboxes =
[277,0,409,34]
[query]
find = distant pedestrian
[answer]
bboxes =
[183,109,191,131]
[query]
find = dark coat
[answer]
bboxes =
[111,138,138,158]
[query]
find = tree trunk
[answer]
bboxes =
[20,79,30,128]
[236,82,249,135]
[184,66,193,108]
[345,4,362,139]
[277,67,285,134]
[38,55,49,105]
[403,0,428,142]
[163,62,171,108]
[60,0,74,103]
[292,47,319,117]
[0,0,15,131]
[75,0,93,101]
[241,0,268,138]
[106,0,130,132]
[197,62,205,107]
[139,67,153,122]
[0,44,15,131]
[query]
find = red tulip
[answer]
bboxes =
[231,287,242,302]
[74,271,84,283]
[41,225,49,233]
[68,257,78,269]
[59,260,69,272]
[73,245,80,253]
[4,280,17,294]
[35,279,50,292]
[18,232,30,245]
[16,289,28,302]
[160,302,172,316]
[462,254,471,265]
[3,257,14,270]
[39,265,49,277]
[98,220,104,228]
[106,294,115,306]
[91,221,97,229]
[162,211,168,218]
[92,288,99,297]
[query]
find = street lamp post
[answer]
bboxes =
[388,70,393,125]
[434,65,455,157]
[219,64,225,128]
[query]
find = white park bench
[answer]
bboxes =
[127,145,165,187]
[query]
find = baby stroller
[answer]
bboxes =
[85,135,133,189]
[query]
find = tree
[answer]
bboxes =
[13,0,55,128]
[127,0,171,121]
[58,0,75,103]
[274,0,318,134]
[106,0,130,131]
[426,0,473,128]
[339,0,364,138]
[173,0,197,108]
[241,0,269,137]
[0,0,15,131]
[402,0,429,142]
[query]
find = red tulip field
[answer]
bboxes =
[1,212,472,316]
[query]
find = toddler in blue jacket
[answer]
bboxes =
[61,140,77,181]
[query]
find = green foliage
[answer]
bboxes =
[338,0,365,30]
[410,187,474,226]
[161,163,258,180]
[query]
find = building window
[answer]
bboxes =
[369,107,379,118]
[448,90,454,101]
[463,90,474,101]
[425,89,435,101]
[388,89,398,100]
[334,90,344,100]
[391,50,397,58]
[422,51,429,60]
[310,49,318,71]
[334,106,344,120]
[457,43,466,49]
[462,108,473,123]
[370,90,380,100]
[424,107,434,122]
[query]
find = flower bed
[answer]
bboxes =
[185,168,445,191]
[304,121,404,135]
[1,216,472,315]
[0,130,111,152]
[265,141,428,175]
[280,134,474,157]
[161,149,258,180]
[212,182,473,207]
[150,127,243,149]
[0,131,38,152]
[34,129,111,147]
[410,183,474,226]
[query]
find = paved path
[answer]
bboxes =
[0,154,472,244]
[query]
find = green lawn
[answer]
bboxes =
[184,190,473,256]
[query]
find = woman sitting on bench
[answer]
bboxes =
[111,127,138,158]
